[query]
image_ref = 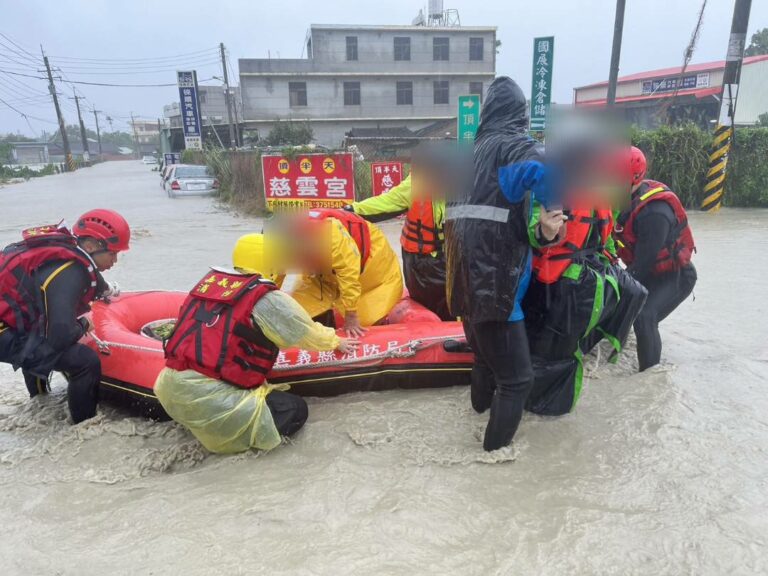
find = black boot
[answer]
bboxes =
[470,364,495,414]
[483,384,530,452]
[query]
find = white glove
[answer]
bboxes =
[106,281,121,298]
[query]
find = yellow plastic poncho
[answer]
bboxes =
[287,218,403,326]
[154,290,340,454]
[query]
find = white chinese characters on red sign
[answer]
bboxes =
[262,153,355,209]
[370,161,404,197]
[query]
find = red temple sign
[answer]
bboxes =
[262,152,356,210]
[370,161,404,196]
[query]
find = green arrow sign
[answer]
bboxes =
[457,94,481,144]
[530,36,554,132]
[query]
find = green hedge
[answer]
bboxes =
[631,124,768,208]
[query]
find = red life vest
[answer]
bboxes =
[533,208,614,284]
[401,199,442,255]
[615,180,695,275]
[308,208,371,270]
[0,225,100,335]
[164,269,279,389]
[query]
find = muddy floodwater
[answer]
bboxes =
[1,161,766,575]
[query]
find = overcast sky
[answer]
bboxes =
[1,0,765,137]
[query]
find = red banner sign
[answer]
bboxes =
[370,161,404,196]
[262,152,355,210]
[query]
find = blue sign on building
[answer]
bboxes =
[177,71,203,150]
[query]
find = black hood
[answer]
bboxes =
[475,76,529,139]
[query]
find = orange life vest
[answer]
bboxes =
[308,209,371,270]
[401,199,441,255]
[533,208,614,284]
[614,180,695,275]
[164,270,278,389]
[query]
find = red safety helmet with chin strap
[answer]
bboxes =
[74,209,131,252]
[630,146,647,187]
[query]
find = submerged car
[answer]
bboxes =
[163,164,219,198]
[142,155,157,165]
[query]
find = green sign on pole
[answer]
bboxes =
[530,36,554,132]
[457,94,481,144]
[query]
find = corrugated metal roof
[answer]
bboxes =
[576,54,768,91]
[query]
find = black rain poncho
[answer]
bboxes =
[445,76,545,323]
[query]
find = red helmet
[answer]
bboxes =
[630,146,647,187]
[74,209,131,252]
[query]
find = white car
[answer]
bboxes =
[163,164,219,198]
[142,155,157,165]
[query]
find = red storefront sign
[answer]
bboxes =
[262,152,355,210]
[370,161,404,196]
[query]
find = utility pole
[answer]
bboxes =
[42,47,72,171]
[157,117,163,154]
[220,42,237,148]
[69,89,89,162]
[130,112,141,159]
[92,109,103,156]
[606,0,627,108]
[701,0,752,211]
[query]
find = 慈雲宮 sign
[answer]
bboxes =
[530,37,554,132]
[177,71,203,150]
[370,161,404,196]
[261,153,356,210]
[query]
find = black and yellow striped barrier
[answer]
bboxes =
[701,123,732,212]
[66,153,76,172]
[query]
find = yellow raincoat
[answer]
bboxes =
[154,290,340,454]
[287,217,403,326]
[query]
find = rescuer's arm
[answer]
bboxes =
[351,175,412,222]
[252,291,341,351]
[39,262,91,352]
[627,204,674,283]
[329,223,363,314]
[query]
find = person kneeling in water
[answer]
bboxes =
[154,234,358,454]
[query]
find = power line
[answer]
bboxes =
[47,46,219,63]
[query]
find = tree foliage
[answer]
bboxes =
[263,121,314,147]
[745,28,768,56]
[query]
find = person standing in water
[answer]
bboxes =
[614,146,697,371]
[0,210,130,423]
[445,76,565,451]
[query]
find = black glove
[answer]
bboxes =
[342,204,355,213]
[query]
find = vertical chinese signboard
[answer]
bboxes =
[457,94,481,144]
[370,161,404,196]
[177,70,203,150]
[530,37,554,132]
[262,152,355,210]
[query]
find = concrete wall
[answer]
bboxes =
[238,25,495,146]
[240,75,491,122]
[735,59,768,125]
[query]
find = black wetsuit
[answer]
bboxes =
[628,202,697,371]
[0,260,102,423]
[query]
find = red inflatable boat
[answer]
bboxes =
[84,291,472,418]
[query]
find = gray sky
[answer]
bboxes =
[1,0,765,137]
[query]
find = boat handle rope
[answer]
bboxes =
[88,331,467,370]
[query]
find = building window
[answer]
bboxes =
[289,82,307,107]
[469,37,484,61]
[469,81,484,102]
[433,37,449,61]
[394,37,411,61]
[396,81,413,105]
[198,91,207,104]
[346,36,358,61]
[433,80,449,105]
[344,81,361,106]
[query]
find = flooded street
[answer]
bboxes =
[1,160,766,575]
